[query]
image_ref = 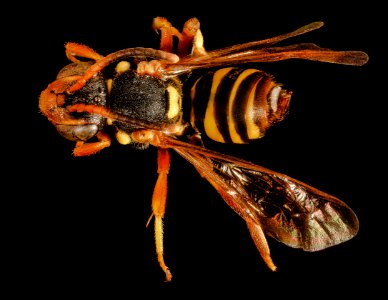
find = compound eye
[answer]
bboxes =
[56,62,94,79]
[55,124,98,141]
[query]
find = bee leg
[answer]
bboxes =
[246,220,277,271]
[152,17,182,53]
[177,17,206,57]
[136,60,163,77]
[152,17,205,58]
[149,148,172,282]
[72,131,111,156]
[65,42,104,63]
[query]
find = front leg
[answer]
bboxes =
[73,131,111,156]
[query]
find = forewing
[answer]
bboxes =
[163,43,368,77]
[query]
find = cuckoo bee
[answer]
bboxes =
[39,17,368,281]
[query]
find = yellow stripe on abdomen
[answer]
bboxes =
[228,69,259,143]
[204,68,234,143]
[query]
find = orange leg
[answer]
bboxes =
[148,148,172,281]
[172,146,277,272]
[136,60,163,77]
[73,131,111,156]
[152,17,203,58]
[177,17,201,57]
[152,17,182,53]
[65,42,104,63]
[246,220,277,271]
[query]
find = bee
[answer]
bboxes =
[39,17,368,282]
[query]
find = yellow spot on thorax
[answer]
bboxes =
[115,61,131,74]
[116,130,132,145]
[166,85,181,119]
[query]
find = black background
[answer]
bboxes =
[9,2,383,297]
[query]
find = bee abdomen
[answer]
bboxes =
[190,67,292,143]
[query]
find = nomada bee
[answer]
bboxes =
[39,17,369,281]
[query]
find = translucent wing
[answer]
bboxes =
[164,43,368,77]
[162,21,368,78]
[160,135,359,251]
